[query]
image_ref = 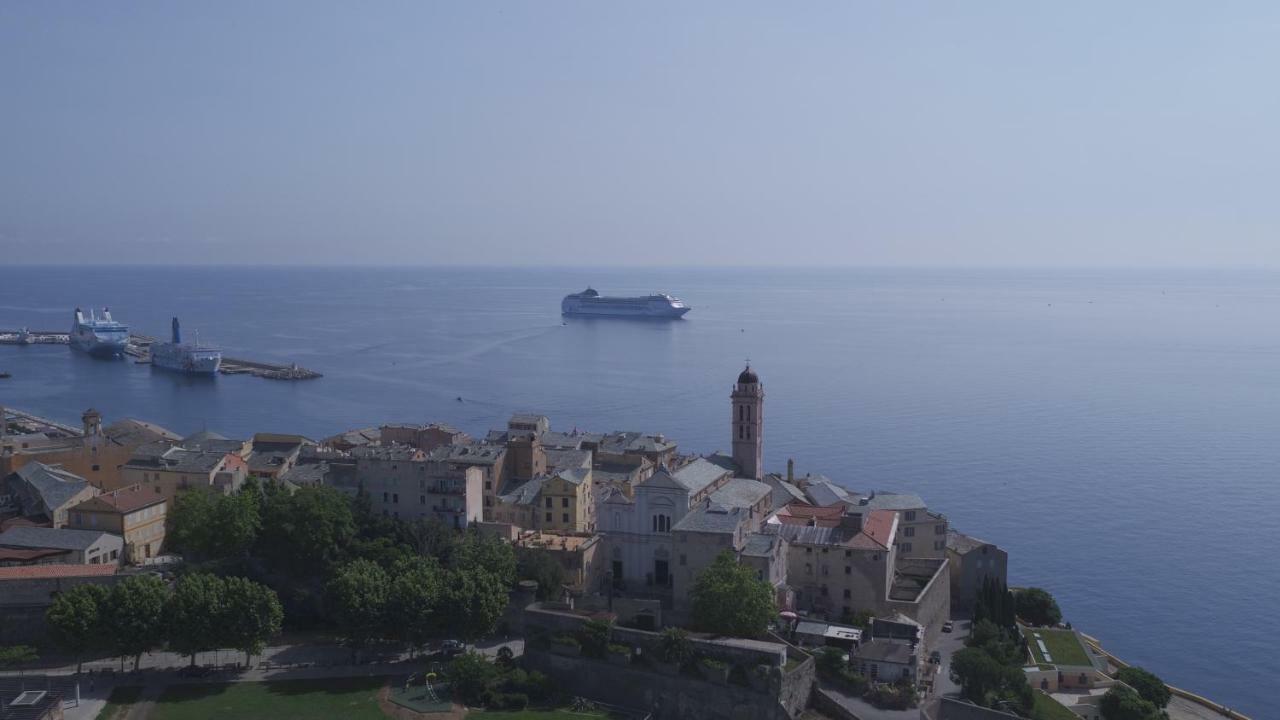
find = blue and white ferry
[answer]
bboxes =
[151,317,221,375]
[70,307,129,357]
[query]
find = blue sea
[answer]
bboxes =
[1,265,1276,716]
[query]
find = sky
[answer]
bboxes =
[3,2,1279,267]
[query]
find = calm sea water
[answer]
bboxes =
[1,265,1276,715]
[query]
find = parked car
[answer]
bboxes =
[436,639,466,658]
[942,621,954,633]
[929,650,942,664]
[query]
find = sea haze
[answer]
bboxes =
[1,265,1276,716]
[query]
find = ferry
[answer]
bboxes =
[151,317,221,375]
[561,288,691,318]
[70,308,129,357]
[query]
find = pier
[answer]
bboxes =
[0,407,83,437]
[0,331,321,381]
[125,335,322,380]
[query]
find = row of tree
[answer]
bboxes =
[46,573,282,672]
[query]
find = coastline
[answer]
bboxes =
[1080,632,1250,720]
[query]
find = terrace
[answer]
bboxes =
[1021,626,1092,668]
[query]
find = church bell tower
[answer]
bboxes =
[731,364,763,480]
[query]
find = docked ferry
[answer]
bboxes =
[70,307,129,357]
[561,288,691,318]
[151,317,221,375]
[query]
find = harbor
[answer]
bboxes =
[0,329,321,381]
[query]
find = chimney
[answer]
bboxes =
[787,458,794,483]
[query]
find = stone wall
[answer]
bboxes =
[0,574,121,644]
[887,559,950,648]
[524,648,812,720]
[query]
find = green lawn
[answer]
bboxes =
[1022,627,1090,667]
[473,707,611,712]
[1031,691,1080,720]
[148,677,386,720]
[95,685,144,720]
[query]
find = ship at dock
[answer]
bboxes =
[151,317,222,375]
[561,288,691,318]
[70,307,129,357]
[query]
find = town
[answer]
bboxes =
[0,367,1227,720]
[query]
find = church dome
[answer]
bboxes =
[737,365,759,384]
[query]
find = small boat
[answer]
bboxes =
[0,371,11,379]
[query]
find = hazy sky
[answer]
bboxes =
[3,2,1279,267]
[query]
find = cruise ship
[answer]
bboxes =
[561,288,691,318]
[70,307,129,357]
[151,317,221,375]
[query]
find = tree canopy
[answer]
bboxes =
[221,576,284,665]
[1114,666,1171,709]
[165,573,227,666]
[516,549,565,600]
[691,551,777,638]
[1099,685,1162,720]
[259,485,356,576]
[326,559,390,659]
[950,646,1033,712]
[386,556,445,652]
[45,584,108,673]
[1014,587,1062,626]
[105,574,168,670]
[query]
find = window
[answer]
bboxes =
[901,542,913,553]
[805,563,812,575]
[805,547,812,554]
[652,515,671,532]
[545,497,553,508]
[420,495,426,505]
[679,554,687,566]
[562,498,569,508]
[821,548,828,554]
[738,426,744,440]
[934,540,944,551]
[822,565,828,576]
[845,565,851,575]
[905,511,916,521]
[485,481,491,490]
[739,406,744,422]
[935,524,945,535]
[383,492,389,502]
[843,589,851,599]
[820,586,828,597]
[562,513,569,523]
[92,464,100,472]
[845,550,852,558]
[393,493,399,504]
[904,526,915,537]
[545,512,552,522]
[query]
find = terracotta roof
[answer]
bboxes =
[72,484,164,514]
[0,564,117,580]
[851,509,896,550]
[775,503,845,528]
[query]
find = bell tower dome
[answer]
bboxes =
[731,364,764,480]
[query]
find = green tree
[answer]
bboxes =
[578,619,611,659]
[449,531,516,587]
[439,567,509,643]
[326,559,390,661]
[1114,667,1171,709]
[386,556,444,655]
[691,551,777,638]
[449,651,498,705]
[1014,587,1062,626]
[165,573,226,667]
[105,574,169,671]
[407,517,458,561]
[657,627,695,666]
[45,584,108,673]
[0,646,38,675]
[1099,685,1162,720]
[168,490,260,561]
[221,577,283,667]
[516,550,565,600]
[950,647,1032,712]
[259,485,356,576]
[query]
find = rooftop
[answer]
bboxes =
[854,491,926,512]
[739,532,779,558]
[947,529,995,554]
[514,531,598,552]
[545,448,592,471]
[671,457,733,496]
[1022,627,1093,668]
[0,526,121,551]
[672,501,747,534]
[853,639,915,665]
[804,478,851,507]
[709,478,771,509]
[774,503,846,528]
[0,563,118,581]
[71,484,164,514]
[351,444,424,461]
[9,461,91,512]
[428,442,504,465]
[127,446,232,474]
[500,477,546,506]
[102,418,181,447]
[889,558,946,602]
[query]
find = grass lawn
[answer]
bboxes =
[1022,627,1090,667]
[95,685,144,720]
[1031,691,1080,720]
[473,707,611,712]
[148,677,386,720]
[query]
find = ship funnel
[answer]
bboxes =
[172,317,181,344]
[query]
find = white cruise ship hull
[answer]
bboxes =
[151,344,222,375]
[561,288,691,318]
